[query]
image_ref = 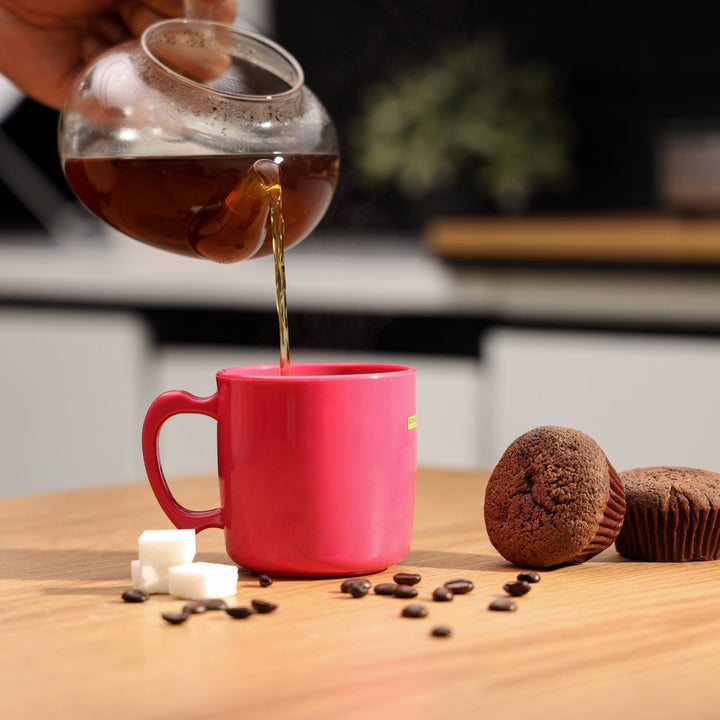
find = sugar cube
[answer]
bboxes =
[168,562,238,600]
[131,560,170,594]
[138,529,196,566]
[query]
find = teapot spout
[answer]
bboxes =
[186,158,281,263]
[252,158,282,192]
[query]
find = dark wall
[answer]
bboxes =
[4,1,720,235]
[0,101,69,232]
[275,0,720,232]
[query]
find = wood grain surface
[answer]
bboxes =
[2,468,719,720]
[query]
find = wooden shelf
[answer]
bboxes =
[424,213,720,264]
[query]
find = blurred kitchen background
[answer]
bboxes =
[4,0,720,495]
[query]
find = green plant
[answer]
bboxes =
[351,35,572,214]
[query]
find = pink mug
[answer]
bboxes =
[142,362,417,577]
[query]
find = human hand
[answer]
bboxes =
[0,0,236,109]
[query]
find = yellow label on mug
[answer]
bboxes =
[407,414,417,430]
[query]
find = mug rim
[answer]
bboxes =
[216,362,415,381]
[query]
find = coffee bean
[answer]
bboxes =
[259,574,273,587]
[251,599,278,614]
[226,606,255,619]
[201,598,229,611]
[443,578,474,594]
[432,587,454,602]
[348,584,369,598]
[374,583,398,595]
[393,584,418,598]
[345,581,370,598]
[393,572,422,586]
[183,601,209,614]
[341,578,371,595]
[401,604,428,618]
[161,611,190,625]
[503,580,531,597]
[122,588,148,603]
[488,597,517,612]
[182,599,227,614]
[517,571,541,584]
[431,625,452,637]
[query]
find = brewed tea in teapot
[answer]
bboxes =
[59,19,339,263]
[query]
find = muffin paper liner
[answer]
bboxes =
[569,459,626,564]
[616,504,720,561]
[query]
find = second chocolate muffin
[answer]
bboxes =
[484,426,625,568]
[615,466,720,561]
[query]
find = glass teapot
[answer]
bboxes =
[58,18,339,263]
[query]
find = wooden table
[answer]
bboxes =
[2,468,720,719]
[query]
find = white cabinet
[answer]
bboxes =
[0,309,151,496]
[484,328,720,472]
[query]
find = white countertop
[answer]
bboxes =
[2,227,720,328]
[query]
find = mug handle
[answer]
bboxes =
[142,390,224,532]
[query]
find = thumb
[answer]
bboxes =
[183,0,236,23]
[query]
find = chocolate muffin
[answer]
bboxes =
[484,426,625,568]
[615,466,720,561]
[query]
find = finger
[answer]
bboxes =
[119,0,236,37]
[183,0,236,23]
[152,44,231,83]
[80,33,113,64]
[125,0,236,23]
[89,15,132,45]
[118,2,166,37]
[123,0,184,18]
